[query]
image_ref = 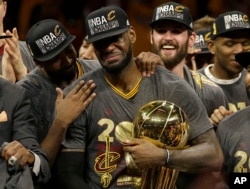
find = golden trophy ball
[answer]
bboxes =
[133,100,190,189]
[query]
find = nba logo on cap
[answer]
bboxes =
[194,29,211,54]
[85,6,130,43]
[35,25,67,54]
[224,13,249,30]
[150,1,193,30]
[26,19,76,62]
[211,11,250,39]
[155,4,185,21]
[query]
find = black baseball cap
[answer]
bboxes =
[26,19,76,62]
[236,52,250,69]
[85,6,130,43]
[150,1,193,30]
[210,11,250,40]
[194,29,211,54]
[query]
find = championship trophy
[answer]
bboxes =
[133,100,190,189]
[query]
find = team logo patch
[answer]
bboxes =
[223,13,250,30]
[88,10,120,35]
[35,25,67,55]
[155,4,185,21]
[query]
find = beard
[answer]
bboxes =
[152,39,189,70]
[46,61,77,85]
[102,45,133,75]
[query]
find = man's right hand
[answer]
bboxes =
[54,80,96,127]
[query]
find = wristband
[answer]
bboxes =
[165,149,170,166]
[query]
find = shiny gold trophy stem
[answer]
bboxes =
[140,163,179,189]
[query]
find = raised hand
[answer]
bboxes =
[3,28,28,82]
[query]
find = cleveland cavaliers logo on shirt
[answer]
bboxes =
[35,24,67,55]
[94,121,136,188]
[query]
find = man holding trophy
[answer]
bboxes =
[56,5,224,189]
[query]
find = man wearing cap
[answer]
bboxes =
[186,28,214,70]
[186,15,215,70]
[136,1,228,125]
[134,2,229,188]
[199,10,250,125]
[215,51,250,180]
[16,19,99,188]
[56,5,223,189]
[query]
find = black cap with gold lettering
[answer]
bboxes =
[210,11,250,40]
[150,1,193,30]
[26,19,75,62]
[85,6,130,43]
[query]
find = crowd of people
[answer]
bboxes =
[1,0,250,189]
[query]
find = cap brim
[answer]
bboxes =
[0,35,12,39]
[150,18,192,30]
[87,27,129,43]
[236,52,250,68]
[36,35,76,62]
[211,28,250,40]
